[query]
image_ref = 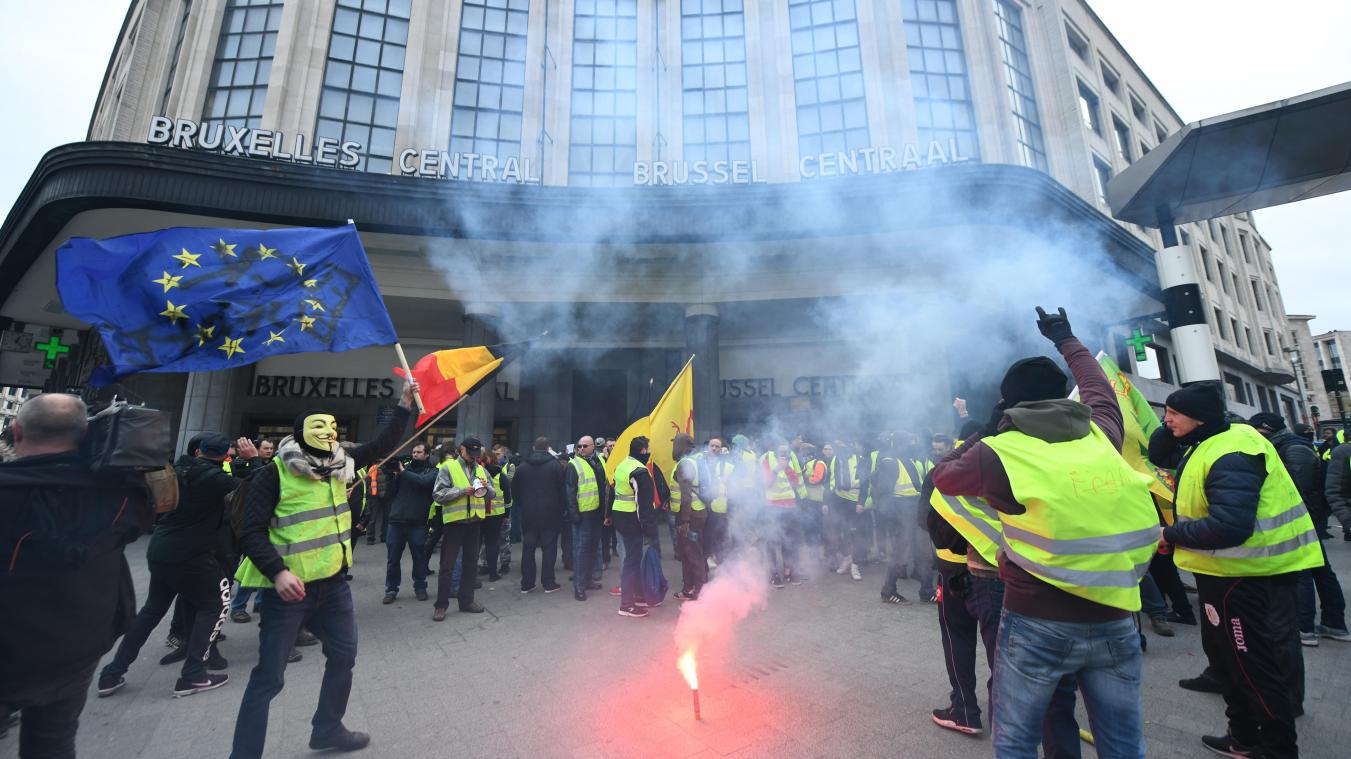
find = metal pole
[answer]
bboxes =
[1153,211,1221,386]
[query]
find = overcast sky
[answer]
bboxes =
[1,0,1348,331]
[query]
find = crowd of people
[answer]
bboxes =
[4,307,1351,758]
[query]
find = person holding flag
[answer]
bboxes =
[230,381,418,758]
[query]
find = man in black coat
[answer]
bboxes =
[0,394,151,758]
[1252,412,1350,645]
[512,437,567,593]
[98,432,238,698]
[384,442,436,603]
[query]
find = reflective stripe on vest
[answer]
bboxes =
[696,453,728,513]
[668,457,702,513]
[236,457,352,587]
[572,457,601,512]
[929,490,1004,566]
[881,456,922,497]
[1174,424,1323,577]
[802,459,827,502]
[612,457,642,513]
[935,548,966,565]
[439,458,490,523]
[760,452,798,505]
[831,456,862,502]
[983,422,1160,612]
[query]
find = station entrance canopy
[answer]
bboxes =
[1107,81,1351,227]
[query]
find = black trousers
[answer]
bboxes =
[703,511,728,561]
[520,528,559,590]
[1196,573,1301,758]
[102,555,228,683]
[479,514,505,576]
[560,517,574,570]
[7,661,96,759]
[1149,550,1194,619]
[435,521,481,610]
[936,564,1003,725]
[677,522,707,593]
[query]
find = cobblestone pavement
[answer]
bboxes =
[10,531,1350,759]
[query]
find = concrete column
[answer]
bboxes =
[455,304,499,444]
[1156,243,1221,384]
[176,368,238,455]
[685,304,721,438]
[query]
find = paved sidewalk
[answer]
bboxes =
[11,533,1350,759]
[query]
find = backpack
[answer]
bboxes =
[641,543,669,606]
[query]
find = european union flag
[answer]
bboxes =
[56,224,398,384]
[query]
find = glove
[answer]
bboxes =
[1035,306,1074,344]
[983,400,1007,438]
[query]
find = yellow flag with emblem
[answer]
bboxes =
[605,356,695,484]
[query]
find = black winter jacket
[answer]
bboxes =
[1326,442,1351,527]
[511,450,567,532]
[147,455,237,564]
[387,459,437,524]
[1150,423,1266,550]
[1266,430,1325,514]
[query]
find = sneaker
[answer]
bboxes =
[159,647,187,666]
[1201,733,1257,757]
[931,707,983,735]
[836,556,851,575]
[673,590,698,601]
[521,585,535,594]
[849,563,862,581]
[215,631,227,642]
[207,648,229,671]
[618,605,649,618]
[543,583,562,593]
[382,592,397,605]
[310,727,371,752]
[295,629,319,647]
[609,586,622,596]
[165,633,184,649]
[287,649,304,664]
[433,607,448,622]
[1178,674,1223,693]
[788,572,805,586]
[574,590,588,601]
[770,574,785,588]
[1316,624,1351,642]
[587,582,603,591]
[415,589,429,601]
[459,602,485,613]
[488,574,502,582]
[97,673,125,697]
[707,556,718,570]
[1300,631,1319,647]
[172,673,229,698]
[1167,611,1198,625]
[635,599,661,608]
[230,610,251,623]
[1150,617,1176,637]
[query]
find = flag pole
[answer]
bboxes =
[348,392,470,496]
[393,343,425,415]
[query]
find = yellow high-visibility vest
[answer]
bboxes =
[831,455,865,503]
[1174,424,1322,577]
[668,456,703,512]
[237,458,352,587]
[984,423,1159,612]
[612,457,643,513]
[760,452,801,504]
[571,457,601,513]
[929,489,1004,566]
[696,452,729,513]
[437,458,490,524]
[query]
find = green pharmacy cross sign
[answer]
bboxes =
[34,336,70,368]
[1124,327,1154,363]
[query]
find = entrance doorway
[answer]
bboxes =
[571,370,627,439]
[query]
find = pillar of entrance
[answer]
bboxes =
[685,304,721,438]
[176,369,240,455]
[456,304,499,445]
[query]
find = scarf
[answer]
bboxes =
[276,435,356,483]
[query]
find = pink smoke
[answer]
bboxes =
[673,555,770,684]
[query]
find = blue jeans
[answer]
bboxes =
[230,578,358,759]
[991,609,1145,759]
[618,531,643,607]
[1140,574,1168,619]
[573,514,602,594]
[231,584,257,613]
[385,522,429,594]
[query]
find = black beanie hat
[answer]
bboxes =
[1165,384,1227,426]
[1248,412,1286,433]
[1000,357,1069,406]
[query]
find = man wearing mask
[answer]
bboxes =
[567,435,608,600]
[229,383,416,758]
[431,437,495,619]
[1150,389,1323,758]
[933,308,1159,758]
[383,442,436,604]
[98,432,236,698]
[609,436,662,617]
[671,434,707,599]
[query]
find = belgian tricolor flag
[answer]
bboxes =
[393,342,527,427]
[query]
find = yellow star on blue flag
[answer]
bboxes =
[55,224,397,384]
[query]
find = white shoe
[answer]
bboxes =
[707,556,718,570]
[850,563,862,581]
[836,557,851,575]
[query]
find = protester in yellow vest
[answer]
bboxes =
[696,437,732,569]
[874,433,934,603]
[798,443,828,565]
[671,434,706,601]
[1148,384,1322,758]
[430,437,496,620]
[566,435,608,601]
[230,383,416,757]
[760,441,804,588]
[608,436,664,617]
[829,441,870,581]
[932,307,1157,755]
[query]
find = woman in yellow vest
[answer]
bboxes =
[932,307,1157,755]
[231,383,416,758]
[1149,384,1322,758]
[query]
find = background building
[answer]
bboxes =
[1289,314,1351,430]
[0,0,1304,448]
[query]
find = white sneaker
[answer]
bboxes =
[836,557,851,575]
[1300,631,1319,647]
[850,563,862,581]
[707,556,718,570]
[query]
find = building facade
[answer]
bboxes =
[0,0,1301,448]
[1289,315,1351,430]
